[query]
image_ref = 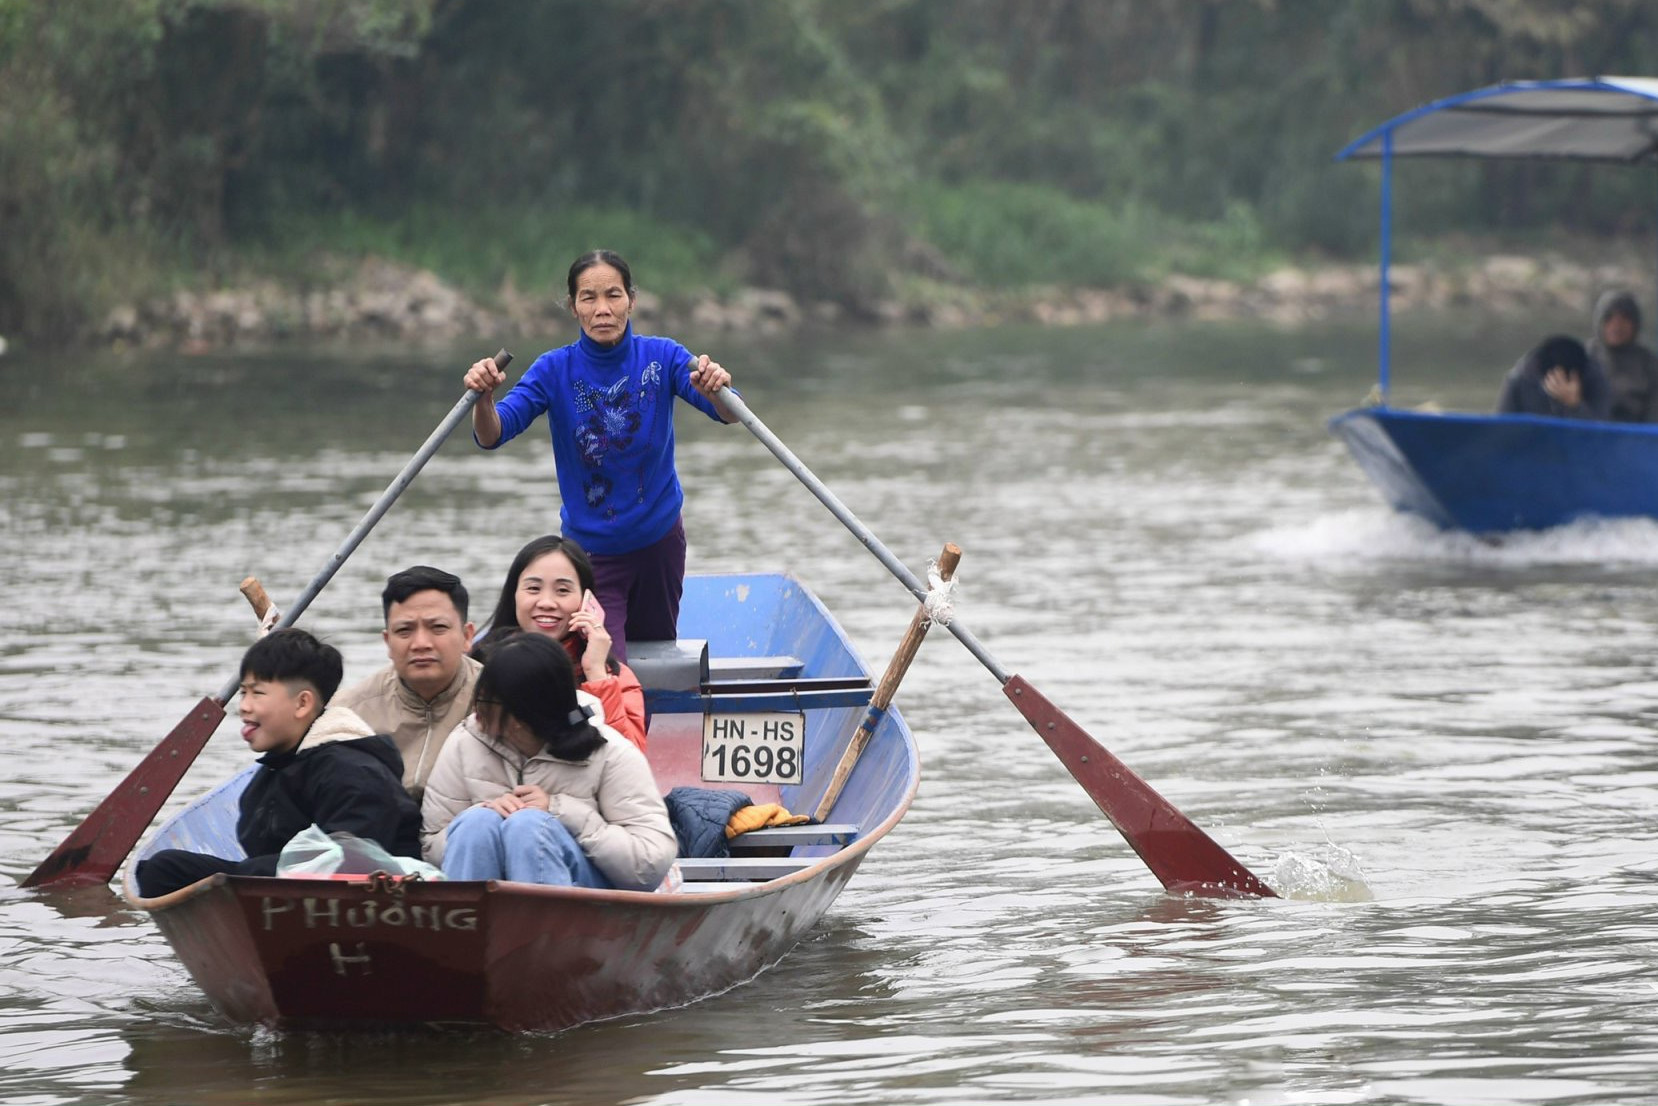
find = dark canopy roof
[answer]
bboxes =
[1337,77,1658,164]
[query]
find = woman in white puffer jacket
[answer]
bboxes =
[420,632,675,890]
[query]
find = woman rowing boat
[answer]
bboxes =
[463,249,737,660]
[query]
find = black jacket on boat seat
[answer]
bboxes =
[664,786,753,858]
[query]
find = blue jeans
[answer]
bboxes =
[442,806,612,888]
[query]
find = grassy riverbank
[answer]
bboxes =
[67,209,1651,356]
[226,189,1292,314]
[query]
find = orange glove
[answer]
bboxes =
[725,803,810,838]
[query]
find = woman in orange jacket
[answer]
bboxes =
[480,535,648,751]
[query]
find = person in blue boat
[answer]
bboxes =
[1586,290,1658,423]
[1495,334,1611,420]
[419,633,675,890]
[133,629,422,898]
[462,250,737,663]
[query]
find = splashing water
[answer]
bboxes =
[1269,844,1375,902]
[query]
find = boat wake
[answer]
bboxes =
[1251,509,1658,567]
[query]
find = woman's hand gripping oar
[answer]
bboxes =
[22,350,512,890]
[716,387,1275,898]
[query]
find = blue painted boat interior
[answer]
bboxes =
[673,573,917,836]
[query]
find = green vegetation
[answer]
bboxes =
[4,0,1658,344]
[903,183,1281,287]
[252,204,725,302]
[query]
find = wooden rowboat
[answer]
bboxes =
[121,572,919,1032]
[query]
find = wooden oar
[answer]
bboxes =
[240,577,275,627]
[21,350,512,890]
[718,388,1276,898]
[814,542,960,822]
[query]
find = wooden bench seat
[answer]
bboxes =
[708,655,805,681]
[648,678,872,714]
[674,881,769,895]
[674,856,819,881]
[726,824,859,852]
[675,826,859,882]
[628,640,808,689]
[634,640,871,714]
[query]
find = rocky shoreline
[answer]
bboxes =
[89,252,1650,352]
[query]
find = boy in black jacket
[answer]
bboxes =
[134,628,422,898]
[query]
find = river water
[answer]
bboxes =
[5,312,1658,1105]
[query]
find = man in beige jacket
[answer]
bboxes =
[333,566,479,800]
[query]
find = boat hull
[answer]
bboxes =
[1330,406,1658,533]
[148,857,863,1031]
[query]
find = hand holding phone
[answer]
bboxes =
[579,590,604,636]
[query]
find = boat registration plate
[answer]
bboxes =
[701,712,805,785]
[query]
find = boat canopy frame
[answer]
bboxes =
[1335,77,1658,402]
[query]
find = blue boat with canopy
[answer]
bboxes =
[1329,77,1658,534]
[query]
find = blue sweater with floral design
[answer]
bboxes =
[486,324,725,554]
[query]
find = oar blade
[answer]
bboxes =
[21,697,227,890]
[1003,676,1276,899]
